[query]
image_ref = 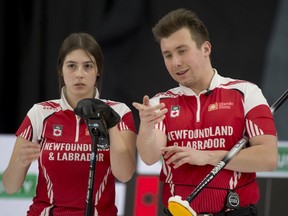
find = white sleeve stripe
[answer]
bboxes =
[20,125,32,140]
[246,119,264,137]
[119,122,129,130]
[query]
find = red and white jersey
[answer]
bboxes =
[150,70,277,213]
[16,88,136,216]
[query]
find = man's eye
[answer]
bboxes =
[179,49,186,54]
[163,54,172,59]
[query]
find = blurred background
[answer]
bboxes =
[0,0,288,215]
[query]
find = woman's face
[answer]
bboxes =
[62,49,98,99]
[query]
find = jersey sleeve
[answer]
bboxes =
[120,111,136,132]
[244,84,277,138]
[16,115,34,142]
[16,104,42,143]
[110,102,136,133]
[16,103,50,143]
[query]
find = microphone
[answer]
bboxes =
[74,99,110,149]
[205,89,213,96]
[86,116,109,149]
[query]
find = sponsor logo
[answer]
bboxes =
[208,102,234,111]
[277,146,288,171]
[208,102,218,111]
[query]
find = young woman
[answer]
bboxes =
[3,32,136,216]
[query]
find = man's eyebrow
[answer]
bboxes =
[162,45,188,55]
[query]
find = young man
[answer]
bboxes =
[133,8,277,216]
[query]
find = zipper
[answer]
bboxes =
[75,115,81,142]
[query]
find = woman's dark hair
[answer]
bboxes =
[57,32,104,95]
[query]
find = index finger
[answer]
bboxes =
[143,95,150,106]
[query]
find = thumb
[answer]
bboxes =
[132,102,140,109]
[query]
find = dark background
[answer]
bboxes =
[1,0,288,215]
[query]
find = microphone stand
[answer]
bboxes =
[84,114,109,216]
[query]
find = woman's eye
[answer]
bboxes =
[85,64,94,69]
[67,64,76,68]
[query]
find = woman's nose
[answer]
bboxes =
[75,67,84,77]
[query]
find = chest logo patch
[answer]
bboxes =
[170,105,180,117]
[53,125,63,136]
[208,102,234,111]
[208,102,218,111]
